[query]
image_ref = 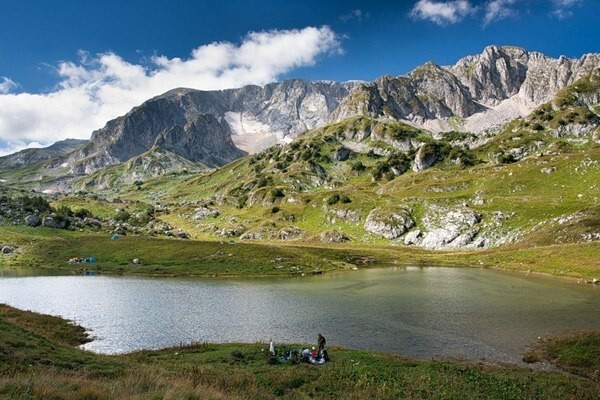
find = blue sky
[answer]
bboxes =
[0,0,598,154]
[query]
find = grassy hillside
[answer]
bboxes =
[1,72,599,281]
[1,225,598,279]
[1,304,597,399]
[101,114,599,250]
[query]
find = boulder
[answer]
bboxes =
[364,208,415,239]
[403,230,423,246]
[333,147,351,161]
[240,231,264,240]
[25,214,41,227]
[413,144,438,172]
[421,206,482,249]
[276,227,303,240]
[320,230,350,243]
[194,207,220,220]
[219,226,246,238]
[83,217,102,229]
[42,216,66,229]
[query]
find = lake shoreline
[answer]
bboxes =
[1,226,598,282]
[0,303,597,399]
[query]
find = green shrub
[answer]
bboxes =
[351,161,366,172]
[237,195,248,209]
[372,161,390,181]
[114,209,131,223]
[257,176,268,188]
[327,194,340,205]
[531,123,545,131]
[498,153,517,164]
[74,208,93,219]
[447,147,478,167]
[55,205,73,218]
[20,196,51,213]
[270,188,285,199]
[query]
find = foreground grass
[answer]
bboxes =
[0,304,598,400]
[0,225,598,280]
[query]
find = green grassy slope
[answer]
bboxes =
[1,72,599,280]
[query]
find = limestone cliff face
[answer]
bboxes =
[65,79,357,174]
[38,46,600,178]
[334,45,600,132]
[450,46,600,106]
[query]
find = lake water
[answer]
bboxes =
[0,267,598,364]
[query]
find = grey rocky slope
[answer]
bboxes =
[62,79,358,175]
[333,45,600,134]
[0,139,87,168]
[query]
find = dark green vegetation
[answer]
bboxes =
[1,304,597,399]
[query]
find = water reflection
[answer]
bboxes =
[0,267,597,363]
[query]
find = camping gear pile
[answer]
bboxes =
[67,257,97,264]
[272,345,330,365]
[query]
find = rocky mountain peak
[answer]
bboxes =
[332,45,599,134]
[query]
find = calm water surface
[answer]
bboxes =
[0,267,598,364]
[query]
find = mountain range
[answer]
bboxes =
[0,45,598,251]
[1,45,598,191]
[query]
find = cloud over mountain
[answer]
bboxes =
[0,26,341,156]
[410,0,476,25]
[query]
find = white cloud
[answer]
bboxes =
[340,9,368,22]
[484,0,518,26]
[0,26,340,155]
[0,77,17,94]
[0,141,43,157]
[551,0,582,18]
[410,0,476,25]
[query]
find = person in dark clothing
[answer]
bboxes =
[318,333,326,352]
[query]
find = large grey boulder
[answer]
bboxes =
[42,216,66,229]
[194,207,220,220]
[404,229,423,246]
[219,226,246,238]
[25,214,41,227]
[1,246,14,254]
[364,208,415,239]
[421,206,482,249]
[413,144,438,172]
[275,227,303,240]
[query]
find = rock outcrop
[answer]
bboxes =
[364,208,415,239]
[420,206,482,249]
[334,46,600,133]
[25,214,40,227]
[320,230,350,243]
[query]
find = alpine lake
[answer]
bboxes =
[0,266,598,365]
